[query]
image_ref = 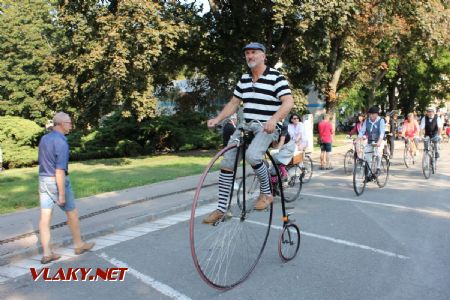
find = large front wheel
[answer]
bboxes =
[190,144,273,290]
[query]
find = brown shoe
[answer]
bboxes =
[254,194,273,210]
[41,253,61,264]
[74,242,95,255]
[202,210,224,224]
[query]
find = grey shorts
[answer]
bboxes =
[39,176,76,211]
[221,122,279,170]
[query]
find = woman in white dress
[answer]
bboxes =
[288,114,308,151]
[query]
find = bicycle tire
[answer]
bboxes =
[353,159,366,196]
[190,144,273,290]
[284,164,303,203]
[302,155,313,183]
[403,146,412,168]
[422,152,432,179]
[376,156,390,188]
[344,150,355,175]
[278,223,301,262]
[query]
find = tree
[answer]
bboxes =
[40,0,188,128]
[0,0,60,124]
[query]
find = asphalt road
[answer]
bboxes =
[1,143,449,300]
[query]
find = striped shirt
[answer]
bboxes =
[233,67,291,123]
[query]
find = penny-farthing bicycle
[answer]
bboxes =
[189,121,301,290]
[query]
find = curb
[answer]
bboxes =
[1,194,217,266]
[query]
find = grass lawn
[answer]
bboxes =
[0,150,215,215]
[1,134,350,215]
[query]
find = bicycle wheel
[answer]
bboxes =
[278,223,301,262]
[422,152,432,179]
[302,155,313,183]
[236,174,259,211]
[284,164,303,203]
[190,144,273,290]
[403,146,413,168]
[344,150,355,175]
[376,156,390,188]
[353,159,366,196]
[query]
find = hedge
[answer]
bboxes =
[1,112,221,168]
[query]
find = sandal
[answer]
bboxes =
[74,242,95,255]
[41,253,61,264]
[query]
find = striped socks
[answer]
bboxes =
[217,170,234,213]
[253,162,271,195]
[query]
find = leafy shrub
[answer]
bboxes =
[0,116,45,168]
[70,111,221,160]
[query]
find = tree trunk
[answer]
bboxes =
[325,66,342,114]
[367,64,388,108]
[388,80,397,111]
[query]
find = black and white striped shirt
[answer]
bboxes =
[233,67,291,123]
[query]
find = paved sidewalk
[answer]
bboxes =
[0,143,352,266]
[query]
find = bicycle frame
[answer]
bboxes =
[230,127,292,225]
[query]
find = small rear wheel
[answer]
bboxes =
[278,223,301,262]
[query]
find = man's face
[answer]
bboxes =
[369,113,378,121]
[427,111,434,118]
[60,118,72,134]
[244,49,265,69]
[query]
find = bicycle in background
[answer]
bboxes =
[344,138,365,175]
[353,142,390,196]
[422,136,438,179]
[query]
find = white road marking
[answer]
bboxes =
[99,253,192,300]
[302,193,450,219]
[247,220,410,260]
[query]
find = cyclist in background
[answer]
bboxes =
[349,113,365,137]
[402,113,420,156]
[357,106,386,175]
[384,112,395,158]
[287,113,308,151]
[272,123,296,184]
[420,107,443,159]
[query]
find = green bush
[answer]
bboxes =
[69,111,221,160]
[0,116,45,168]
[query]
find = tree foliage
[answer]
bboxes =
[40,0,188,128]
[0,0,60,124]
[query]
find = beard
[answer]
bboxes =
[247,61,257,69]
